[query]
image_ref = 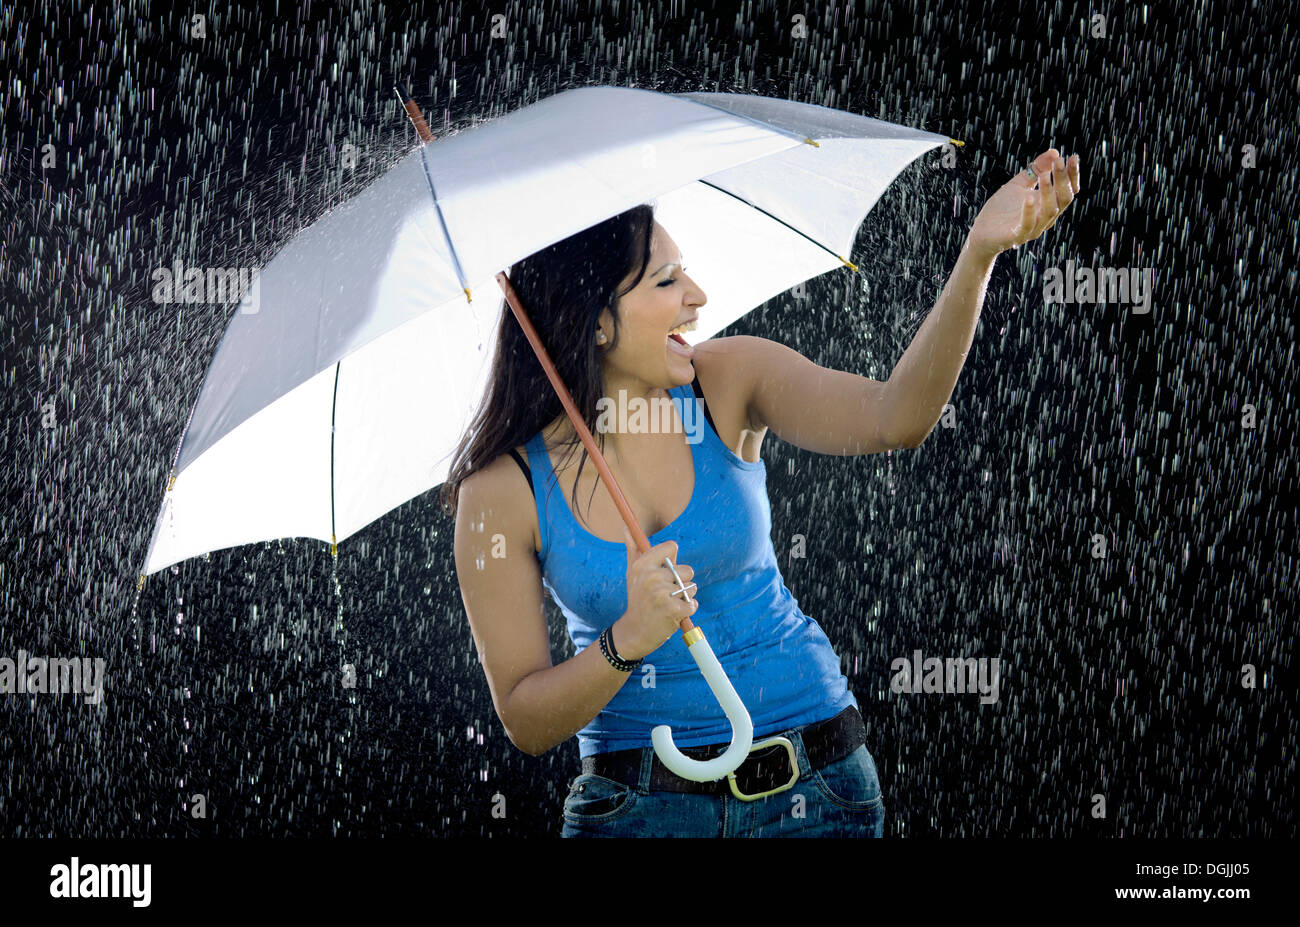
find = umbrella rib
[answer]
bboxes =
[416,148,473,302]
[694,179,859,272]
[329,360,340,555]
[673,92,821,148]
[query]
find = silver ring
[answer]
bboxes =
[663,557,695,600]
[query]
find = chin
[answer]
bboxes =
[667,357,695,386]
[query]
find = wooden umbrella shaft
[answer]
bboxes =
[396,83,694,636]
[495,272,696,634]
[395,83,435,142]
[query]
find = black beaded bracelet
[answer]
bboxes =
[598,626,642,673]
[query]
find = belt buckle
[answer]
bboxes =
[726,735,799,802]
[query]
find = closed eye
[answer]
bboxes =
[657,266,686,287]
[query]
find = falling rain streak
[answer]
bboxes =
[0,0,1294,839]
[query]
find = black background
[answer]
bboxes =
[1,0,1295,840]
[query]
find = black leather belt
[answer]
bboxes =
[581,705,866,797]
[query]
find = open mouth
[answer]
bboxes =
[667,319,697,357]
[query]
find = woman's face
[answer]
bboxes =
[596,221,707,391]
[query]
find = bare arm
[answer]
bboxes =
[730,152,1082,452]
[713,335,906,455]
[453,455,641,756]
[886,149,1081,445]
[874,234,998,447]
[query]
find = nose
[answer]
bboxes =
[682,271,707,308]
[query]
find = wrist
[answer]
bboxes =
[611,616,644,664]
[964,231,1003,263]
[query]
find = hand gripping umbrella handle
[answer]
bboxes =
[651,628,755,781]
[494,270,755,781]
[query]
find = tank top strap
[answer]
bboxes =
[523,431,557,560]
[525,383,700,560]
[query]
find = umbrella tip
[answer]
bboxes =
[840,256,859,273]
[464,287,472,303]
[803,137,820,148]
[949,138,965,147]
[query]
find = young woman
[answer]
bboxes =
[443,150,1079,837]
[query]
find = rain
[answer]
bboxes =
[1,0,1295,845]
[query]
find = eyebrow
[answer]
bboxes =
[652,260,682,277]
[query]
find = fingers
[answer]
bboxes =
[1027,148,1058,177]
[1045,155,1079,230]
[632,537,699,605]
[628,533,673,567]
[1051,157,1070,208]
[653,540,678,563]
[670,562,693,584]
[1031,148,1060,181]
[643,541,681,577]
[1012,191,1035,247]
[1037,167,1059,222]
[1015,148,1055,188]
[1012,150,1081,247]
[668,562,695,598]
[1030,151,1077,235]
[1038,163,1064,233]
[1052,156,1078,213]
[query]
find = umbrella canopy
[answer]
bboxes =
[143,86,952,575]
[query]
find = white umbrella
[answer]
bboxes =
[142,85,953,575]
[141,85,954,780]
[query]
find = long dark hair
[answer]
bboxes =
[440,203,656,520]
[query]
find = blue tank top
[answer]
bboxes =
[524,381,858,758]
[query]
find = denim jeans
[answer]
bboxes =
[560,725,886,837]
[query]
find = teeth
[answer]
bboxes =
[667,320,699,337]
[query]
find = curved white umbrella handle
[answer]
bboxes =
[651,629,754,782]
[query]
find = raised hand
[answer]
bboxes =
[969,148,1082,256]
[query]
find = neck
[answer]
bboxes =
[544,365,688,460]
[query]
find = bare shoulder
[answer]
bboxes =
[455,448,539,555]
[692,334,766,367]
[695,334,793,365]
[692,335,774,432]
[692,334,780,380]
[699,334,901,455]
